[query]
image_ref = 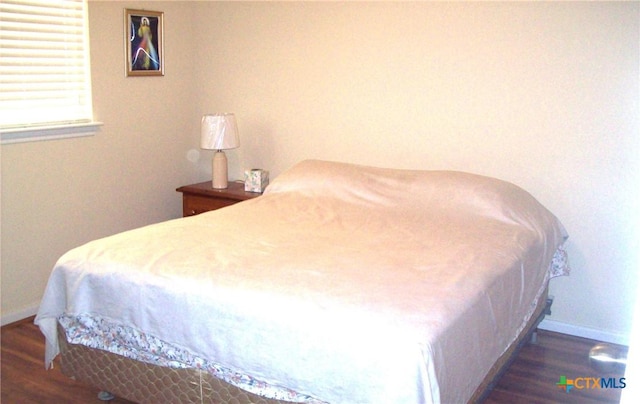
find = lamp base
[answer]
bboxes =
[212,150,228,189]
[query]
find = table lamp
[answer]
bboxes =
[201,113,240,189]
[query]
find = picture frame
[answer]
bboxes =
[124,9,164,77]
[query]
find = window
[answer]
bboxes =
[0,0,100,144]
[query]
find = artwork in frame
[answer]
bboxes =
[124,9,164,77]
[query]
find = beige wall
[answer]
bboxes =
[2,1,639,344]
[1,1,201,322]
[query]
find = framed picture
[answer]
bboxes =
[124,9,164,77]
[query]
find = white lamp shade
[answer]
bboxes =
[201,113,240,150]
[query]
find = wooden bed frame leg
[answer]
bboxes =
[97,391,115,401]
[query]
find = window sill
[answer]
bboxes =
[1,122,104,145]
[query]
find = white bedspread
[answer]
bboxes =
[36,160,568,403]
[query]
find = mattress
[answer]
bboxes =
[36,159,569,403]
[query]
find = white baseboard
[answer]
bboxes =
[1,304,39,327]
[539,319,629,346]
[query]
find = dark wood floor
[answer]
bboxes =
[1,317,627,403]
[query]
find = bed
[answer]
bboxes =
[35,159,569,403]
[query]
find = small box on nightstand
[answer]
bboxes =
[244,169,269,193]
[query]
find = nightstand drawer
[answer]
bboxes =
[182,194,238,216]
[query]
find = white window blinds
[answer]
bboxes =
[0,0,94,134]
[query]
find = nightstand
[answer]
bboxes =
[176,181,261,217]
